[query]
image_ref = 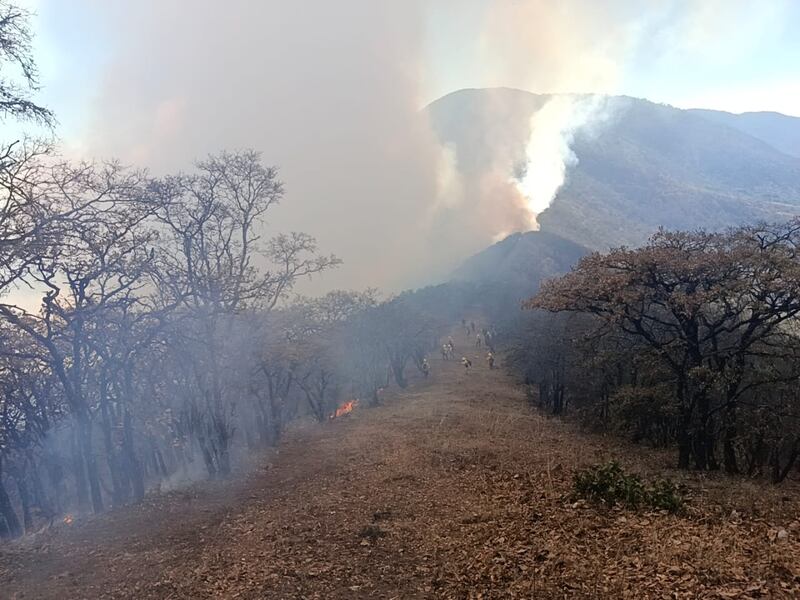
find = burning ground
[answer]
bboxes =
[2,327,800,599]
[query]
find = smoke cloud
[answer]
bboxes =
[48,0,785,292]
[514,95,614,228]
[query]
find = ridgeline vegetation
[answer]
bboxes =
[510,223,800,482]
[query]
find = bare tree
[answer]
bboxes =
[0,160,154,512]
[152,150,338,475]
[0,1,54,128]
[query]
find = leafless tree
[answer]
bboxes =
[150,150,338,475]
[0,160,155,512]
[0,1,54,128]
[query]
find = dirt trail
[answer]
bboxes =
[2,328,800,599]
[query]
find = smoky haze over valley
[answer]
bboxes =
[26,0,800,293]
[6,2,800,598]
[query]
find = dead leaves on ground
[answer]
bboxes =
[2,354,800,599]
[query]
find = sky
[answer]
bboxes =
[8,0,800,293]
[26,0,799,140]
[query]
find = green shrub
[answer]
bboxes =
[572,461,684,513]
[647,477,684,513]
[573,461,646,507]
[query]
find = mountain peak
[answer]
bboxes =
[428,88,800,255]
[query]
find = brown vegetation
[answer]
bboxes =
[1,327,799,599]
[523,223,800,478]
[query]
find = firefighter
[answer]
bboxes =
[461,356,472,371]
[422,358,430,377]
[486,351,495,370]
[475,333,482,348]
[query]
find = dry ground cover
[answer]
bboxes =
[1,328,799,599]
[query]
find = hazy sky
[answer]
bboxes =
[10,0,800,292]
[26,0,800,144]
[423,1,800,114]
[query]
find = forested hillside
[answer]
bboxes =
[688,108,800,159]
[428,89,800,250]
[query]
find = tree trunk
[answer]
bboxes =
[370,387,380,407]
[723,422,739,475]
[198,437,217,478]
[552,376,565,415]
[28,457,53,522]
[71,426,90,513]
[693,394,718,471]
[100,397,126,506]
[13,472,33,533]
[677,423,692,469]
[269,396,283,444]
[78,414,104,514]
[0,458,22,539]
[43,451,65,515]
[392,360,407,389]
[152,442,168,478]
[772,439,800,484]
[217,446,231,477]
[123,409,145,502]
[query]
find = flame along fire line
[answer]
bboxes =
[330,399,359,419]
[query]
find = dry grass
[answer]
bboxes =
[1,327,799,598]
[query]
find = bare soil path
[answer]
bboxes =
[2,327,800,599]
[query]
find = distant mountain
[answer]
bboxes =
[429,89,800,253]
[452,230,588,300]
[688,109,800,159]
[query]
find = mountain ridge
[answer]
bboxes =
[430,88,800,248]
[687,108,800,159]
[452,229,588,292]
[435,88,800,287]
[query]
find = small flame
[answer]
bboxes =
[63,515,74,525]
[331,399,359,419]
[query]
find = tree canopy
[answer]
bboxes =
[528,222,800,473]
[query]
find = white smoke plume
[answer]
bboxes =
[514,95,612,228]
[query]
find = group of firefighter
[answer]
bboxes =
[426,320,497,376]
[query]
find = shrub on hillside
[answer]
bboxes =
[572,461,684,513]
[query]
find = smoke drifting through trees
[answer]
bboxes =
[0,1,454,540]
[0,142,462,538]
